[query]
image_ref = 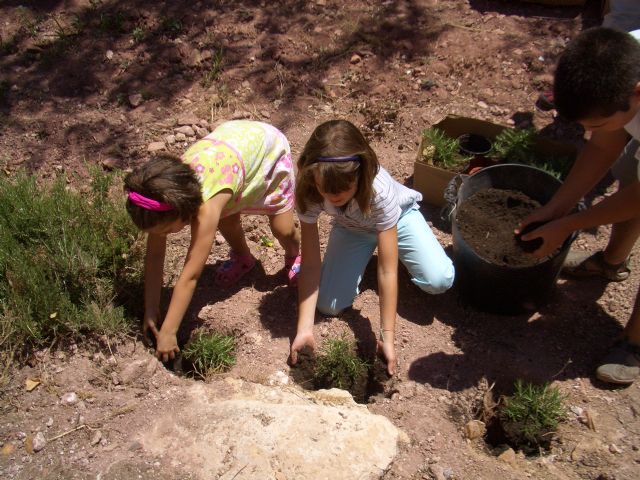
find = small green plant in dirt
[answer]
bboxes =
[314,337,369,390]
[131,26,146,43]
[201,48,225,88]
[421,128,470,171]
[17,6,40,37]
[0,168,142,357]
[182,332,236,378]
[499,380,566,448]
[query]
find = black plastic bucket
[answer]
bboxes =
[451,164,577,314]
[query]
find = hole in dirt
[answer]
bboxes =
[289,347,390,404]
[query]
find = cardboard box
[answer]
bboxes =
[413,115,577,207]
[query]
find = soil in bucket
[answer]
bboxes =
[452,164,575,314]
[455,188,556,268]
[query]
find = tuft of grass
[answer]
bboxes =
[17,6,40,38]
[200,48,225,88]
[0,168,142,357]
[314,337,369,390]
[500,380,566,448]
[421,128,470,171]
[182,332,236,378]
[131,26,146,43]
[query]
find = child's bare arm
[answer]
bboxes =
[523,181,640,258]
[519,128,629,232]
[552,129,629,210]
[290,221,322,364]
[143,233,167,336]
[377,226,399,375]
[156,191,232,361]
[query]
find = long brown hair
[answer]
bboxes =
[124,154,202,230]
[296,120,379,215]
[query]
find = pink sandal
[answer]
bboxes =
[285,254,301,286]
[214,251,257,288]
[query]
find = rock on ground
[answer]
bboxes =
[140,379,407,480]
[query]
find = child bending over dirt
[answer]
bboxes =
[519,27,640,385]
[125,120,300,362]
[289,119,455,375]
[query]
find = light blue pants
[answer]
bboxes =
[317,208,455,316]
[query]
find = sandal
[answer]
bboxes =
[285,254,301,286]
[562,250,630,282]
[214,251,257,288]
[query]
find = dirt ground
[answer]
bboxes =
[2,0,640,479]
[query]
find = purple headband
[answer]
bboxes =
[315,155,361,163]
[127,191,174,212]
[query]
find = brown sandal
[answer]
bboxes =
[562,250,630,282]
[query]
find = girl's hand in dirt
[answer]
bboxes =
[519,218,572,258]
[377,338,397,376]
[156,331,180,363]
[290,330,316,365]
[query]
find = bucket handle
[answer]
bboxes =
[440,174,468,222]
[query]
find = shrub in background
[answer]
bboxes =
[0,169,141,356]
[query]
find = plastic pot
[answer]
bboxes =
[457,133,492,156]
[451,164,577,314]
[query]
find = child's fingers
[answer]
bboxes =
[387,361,397,376]
[290,349,298,365]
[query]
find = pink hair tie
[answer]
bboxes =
[127,191,174,212]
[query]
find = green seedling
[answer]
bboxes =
[314,337,369,390]
[500,380,566,448]
[132,26,146,43]
[492,127,536,164]
[421,128,470,171]
[201,48,225,88]
[182,332,236,378]
[260,236,274,248]
[493,128,573,179]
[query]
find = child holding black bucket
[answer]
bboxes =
[125,120,300,362]
[519,27,640,385]
[289,119,455,375]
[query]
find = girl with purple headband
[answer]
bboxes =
[289,120,454,375]
[125,120,300,362]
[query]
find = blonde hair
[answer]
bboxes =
[124,154,202,230]
[296,120,379,215]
